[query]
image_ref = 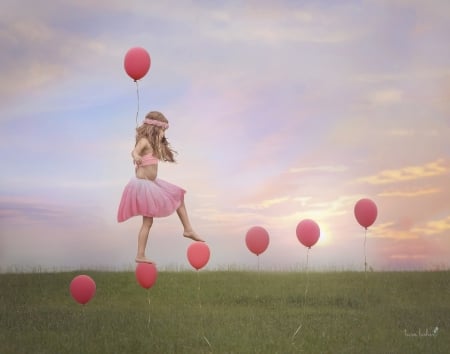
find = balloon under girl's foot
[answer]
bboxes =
[135,256,155,264]
[183,230,204,242]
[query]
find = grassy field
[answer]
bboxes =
[0,270,449,354]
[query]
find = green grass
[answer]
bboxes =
[1,271,449,353]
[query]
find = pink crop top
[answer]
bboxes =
[137,153,158,167]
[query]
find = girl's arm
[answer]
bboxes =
[131,138,150,165]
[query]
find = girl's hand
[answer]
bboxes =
[134,157,142,166]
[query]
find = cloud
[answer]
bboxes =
[276,194,357,221]
[1,177,124,191]
[389,254,426,260]
[129,1,362,45]
[202,13,358,44]
[0,195,103,227]
[238,196,290,210]
[0,200,64,223]
[371,215,450,240]
[352,72,407,84]
[289,165,348,174]
[412,215,450,236]
[356,159,449,185]
[0,18,66,98]
[378,187,440,197]
[386,129,415,137]
[0,1,132,117]
[371,222,419,240]
[372,232,450,270]
[368,88,404,105]
[384,129,441,137]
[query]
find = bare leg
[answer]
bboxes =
[136,216,154,263]
[176,200,204,242]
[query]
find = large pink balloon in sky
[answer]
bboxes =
[354,198,378,229]
[245,226,270,256]
[296,219,320,249]
[124,47,151,81]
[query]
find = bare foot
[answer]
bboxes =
[183,231,205,242]
[135,257,155,264]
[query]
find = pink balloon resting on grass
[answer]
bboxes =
[354,198,378,229]
[245,226,270,256]
[124,47,151,81]
[187,242,210,270]
[296,219,320,248]
[135,263,158,289]
[70,275,96,305]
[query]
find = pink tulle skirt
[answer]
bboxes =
[117,177,185,222]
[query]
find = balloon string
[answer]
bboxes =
[304,247,310,302]
[81,305,87,344]
[292,247,310,342]
[364,227,368,305]
[147,291,151,328]
[364,227,367,274]
[135,80,140,128]
[197,271,212,350]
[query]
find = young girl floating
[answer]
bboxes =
[117,111,204,263]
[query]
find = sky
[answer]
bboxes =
[0,0,449,272]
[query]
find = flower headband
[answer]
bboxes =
[144,118,169,129]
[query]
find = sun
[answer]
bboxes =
[318,226,330,246]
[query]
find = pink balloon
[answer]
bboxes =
[187,242,210,270]
[296,219,320,248]
[70,275,96,305]
[354,198,378,229]
[245,226,270,256]
[124,47,151,81]
[135,263,158,289]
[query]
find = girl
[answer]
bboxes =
[117,111,204,263]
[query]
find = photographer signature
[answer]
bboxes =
[404,327,439,337]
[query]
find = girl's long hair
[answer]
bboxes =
[135,111,177,162]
